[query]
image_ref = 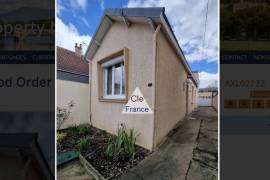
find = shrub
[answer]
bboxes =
[57,132,67,144]
[57,101,75,130]
[66,125,79,134]
[65,125,90,136]
[78,137,91,152]
[106,124,137,160]
[78,126,90,135]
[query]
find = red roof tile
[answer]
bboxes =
[57,46,89,76]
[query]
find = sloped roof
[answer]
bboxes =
[57,46,89,76]
[84,8,199,87]
[84,8,194,78]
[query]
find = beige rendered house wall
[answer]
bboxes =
[212,94,218,110]
[57,79,89,128]
[155,30,189,145]
[188,84,194,113]
[90,22,155,150]
[194,87,199,109]
[192,73,199,110]
[190,83,198,111]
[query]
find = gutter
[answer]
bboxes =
[188,75,199,88]
[57,69,89,77]
[152,24,161,151]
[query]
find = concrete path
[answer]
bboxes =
[186,107,218,180]
[118,107,218,180]
[58,160,96,180]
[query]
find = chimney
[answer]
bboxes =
[75,43,82,56]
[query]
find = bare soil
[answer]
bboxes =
[58,125,150,179]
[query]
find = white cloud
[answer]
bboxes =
[127,0,218,63]
[100,0,105,10]
[81,16,90,27]
[69,0,87,11]
[77,0,87,10]
[199,72,218,88]
[56,16,91,54]
[57,0,90,28]
[57,0,65,16]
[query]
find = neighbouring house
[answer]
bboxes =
[85,8,199,151]
[191,71,200,111]
[198,87,218,110]
[212,92,218,110]
[57,45,90,128]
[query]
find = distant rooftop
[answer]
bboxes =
[199,87,218,92]
[57,46,89,76]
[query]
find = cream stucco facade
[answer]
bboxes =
[155,30,190,145]
[90,23,155,150]
[86,8,199,151]
[57,79,89,128]
[212,93,218,110]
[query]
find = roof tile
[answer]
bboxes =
[57,46,89,76]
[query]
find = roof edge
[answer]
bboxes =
[84,7,165,59]
[159,11,192,75]
[85,8,197,83]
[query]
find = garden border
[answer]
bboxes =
[79,154,106,180]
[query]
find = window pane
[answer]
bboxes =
[122,62,125,95]
[106,66,112,95]
[114,63,121,95]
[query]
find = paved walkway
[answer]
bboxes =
[58,160,96,180]
[118,107,218,180]
[186,107,218,180]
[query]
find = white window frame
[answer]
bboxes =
[102,56,125,99]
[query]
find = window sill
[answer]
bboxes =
[99,98,128,103]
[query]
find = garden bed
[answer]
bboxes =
[57,125,150,179]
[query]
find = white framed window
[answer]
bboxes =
[102,55,125,99]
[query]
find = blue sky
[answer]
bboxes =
[57,0,218,88]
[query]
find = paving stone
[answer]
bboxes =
[58,160,96,180]
[118,107,217,180]
[186,107,218,180]
[186,160,217,180]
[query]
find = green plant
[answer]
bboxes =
[105,124,137,160]
[57,101,75,130]
[124,128,136,158]
[78,126,89,135]
[78,137,91,152]
[66,125,79,134]
[65,125,90,136]
[57,132,67,144]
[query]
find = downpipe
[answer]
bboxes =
[152,24,161,151]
